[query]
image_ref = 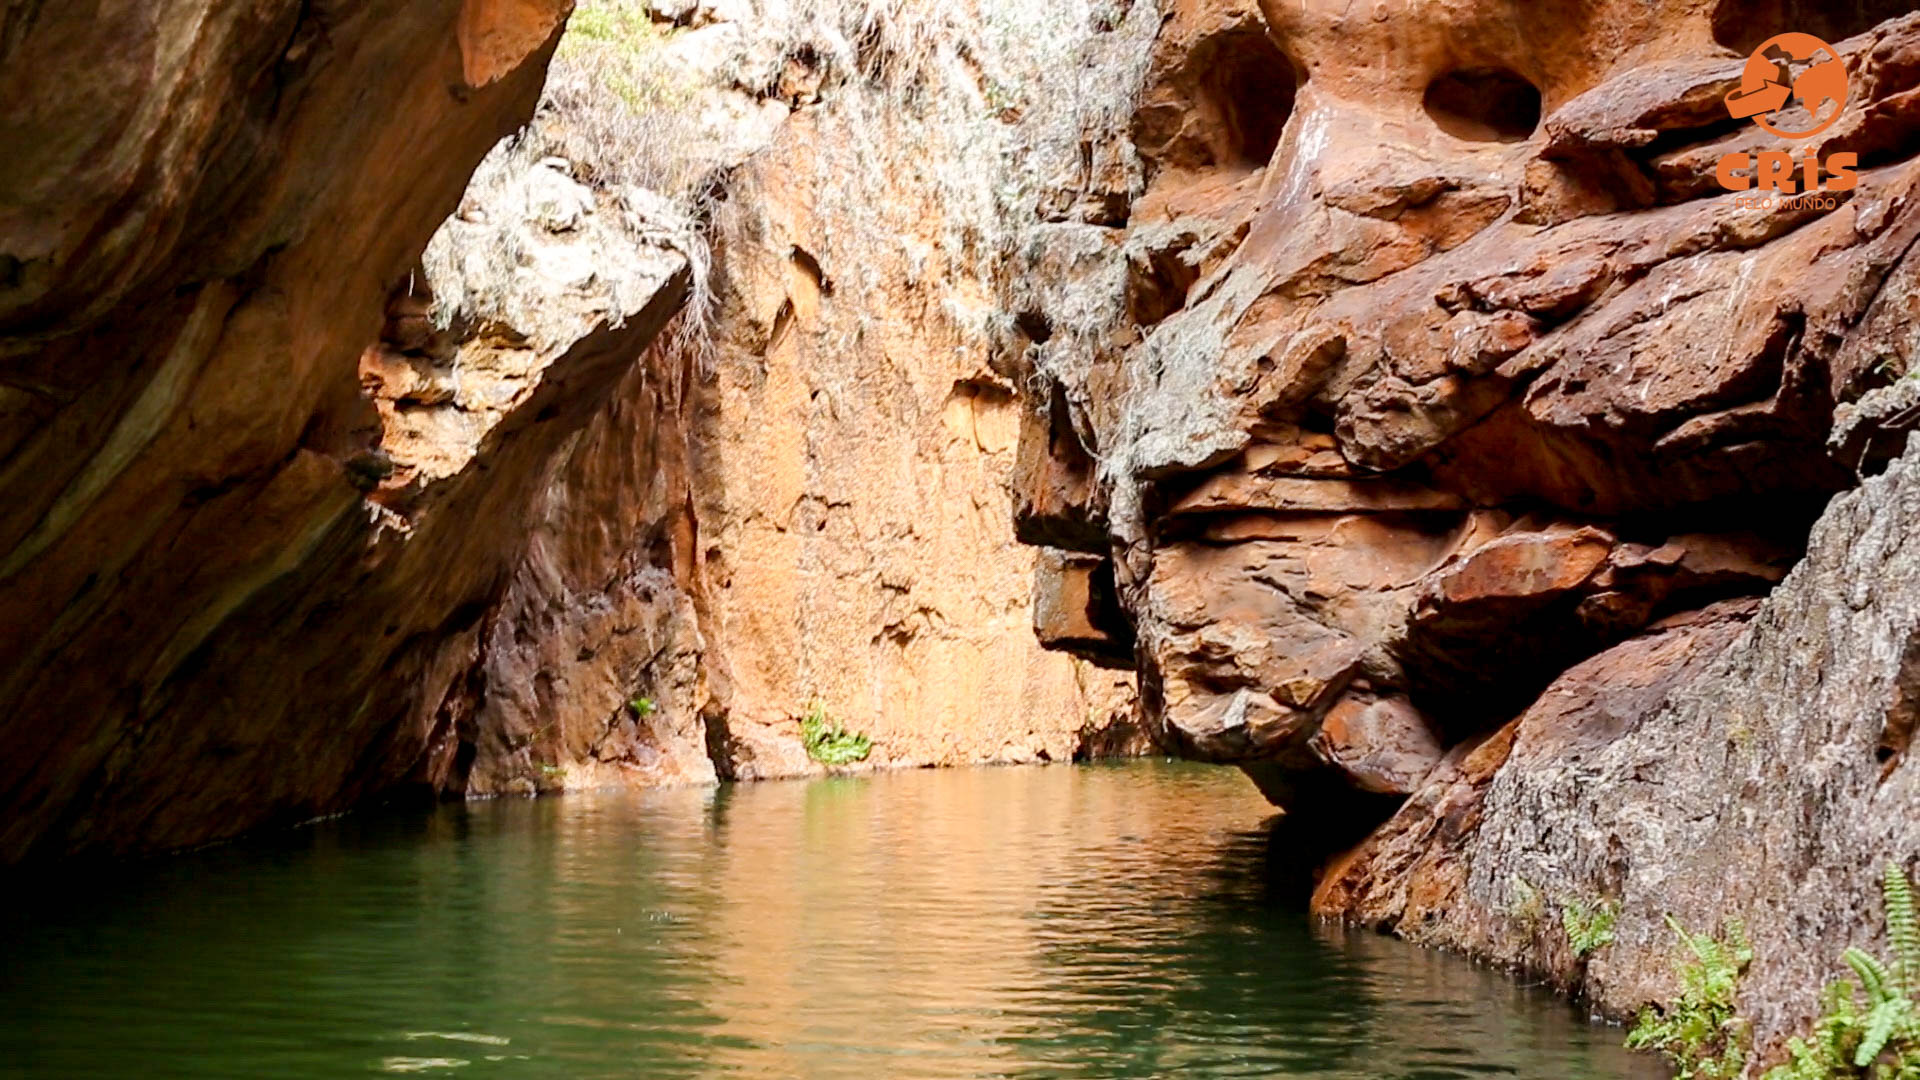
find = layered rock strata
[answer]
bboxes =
[1021,0,1920,847]
[1006,0,1920,1061]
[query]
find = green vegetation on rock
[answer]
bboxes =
[1766,864,1920,1080]
[1563,898,1619,958]
[1627,916,1753,1079]
[801,702,872,766]
[1624,866,1920,1079]
[556,1,682,113]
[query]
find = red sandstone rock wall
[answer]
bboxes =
[1022,0,1920,845]
[404,0,1152,795]
[0,0,1152,860]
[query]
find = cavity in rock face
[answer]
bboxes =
[1015,0,1920,893]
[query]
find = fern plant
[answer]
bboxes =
[1767,863,1920,1080]
[1564,898,1619,958]
[1887,864,1919,993]
[1627,916,1753,1079]
[800,702,872,766]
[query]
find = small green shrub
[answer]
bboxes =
[1766,864,1920,1080]
[1509,875,1545,928]
[629,697,657,718]
[1627,916,1754,1079]
[800,702,872,766]
[557,1,681,112]
[1564,898,1619,958]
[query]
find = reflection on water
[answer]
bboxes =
[0,761,1661,1079]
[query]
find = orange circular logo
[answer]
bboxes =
[1724,32,1849,139]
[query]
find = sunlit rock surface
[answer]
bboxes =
[1020,0,1920,841]
[0,0,1149,858]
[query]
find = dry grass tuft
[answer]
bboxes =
[431,0,1158,379]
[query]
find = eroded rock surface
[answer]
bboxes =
[1317,437,1920,1064]
[402,0,1151,794]
[999,0,1920,1059]
[1020,0,1920,856]
[0,0,1161,860]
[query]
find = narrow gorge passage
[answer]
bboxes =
[8,0,1920,1077]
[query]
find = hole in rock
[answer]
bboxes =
[1013,310,1054,346]
[1194,28,1297,169]
[789,245,832,296]
[1127,241,1201,327]
[649,530,676,568]
[1881,632,1920,774]
[1423,68,1542,143]
[1712,0,1912,57]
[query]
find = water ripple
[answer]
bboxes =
[0,761,1661,1080]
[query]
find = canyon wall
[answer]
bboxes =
[1027,0,1920,828]
[0,0,612,860]
[414,0,1150,794]
[643,0,1148,778]
[0,0,1149,861]
[1008,0,1920,1064]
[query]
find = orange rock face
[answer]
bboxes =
[0,0,1155,860]
[1019,0,1920,862]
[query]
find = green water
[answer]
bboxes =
[0,761,1661,1079]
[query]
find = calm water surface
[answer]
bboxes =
[0,761,1662,1079]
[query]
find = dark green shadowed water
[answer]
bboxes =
[0,760,1661,1079]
